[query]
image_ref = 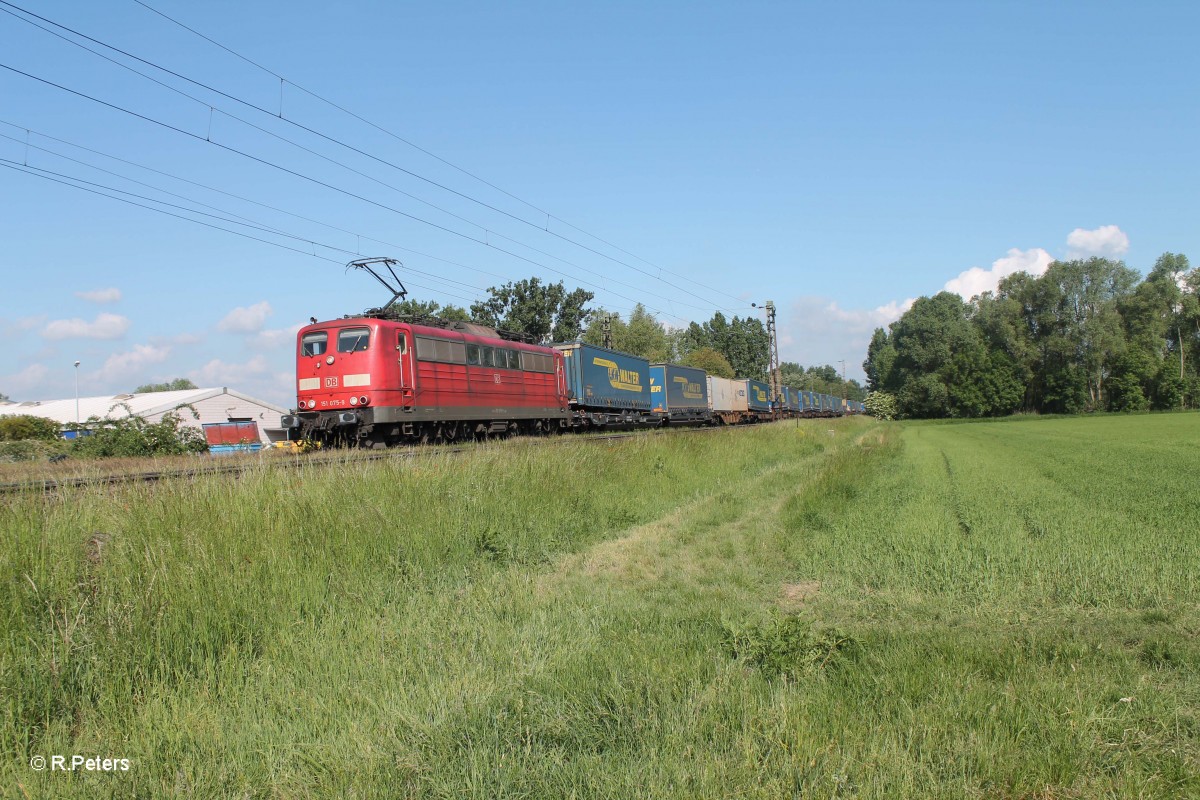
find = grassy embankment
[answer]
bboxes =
[2,414,1198,797]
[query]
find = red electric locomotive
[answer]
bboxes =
[281,315,569,447]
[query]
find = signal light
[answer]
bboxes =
[349,396,359,406]
[359,395,369,406]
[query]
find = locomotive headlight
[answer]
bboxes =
[326,356,335,365]
[359,395,369,406]
[349,396,359,406]
[307,400,317,409]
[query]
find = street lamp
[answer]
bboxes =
[74,360,80,425]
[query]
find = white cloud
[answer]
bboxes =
[189,355,272,387]
[1,363,50,397]
[252,323,304,349]
[790,296,914,336]
[782,296,914,382]
[217,301,273,334]
[102,344,171,373]
[2,315,46,336]
[75,287,122,304]
[944,247,1053,300]
[1066,225,1129,259]
[187,355,293,407]
[42,312,130,341]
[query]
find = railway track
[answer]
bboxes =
[0,424,738,498]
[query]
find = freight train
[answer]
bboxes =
[280,314,862,448]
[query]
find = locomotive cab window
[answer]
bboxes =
[396,332,408,354]
[466,344,481,366]
[503,349,520,369]
[480,347,496,368]
[301,331,328,357]
[337,327,371,353]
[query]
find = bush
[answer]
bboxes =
[0,415,62,442]
[69,406,208,459]
[863,391,899,420]
[0,439,69,463]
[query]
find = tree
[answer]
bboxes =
[582,308,621,348]
[0,392,9,402]
[779,361,805,388]
[699,313,768,379]
[135,378,199,393]
[470,278,594,343]
[1036,258,1138,411]
[620,305,671,361]
[886,292,998,418]
[581,305,672,361]
[865,250,1194,417]
[674,322,711,359]
[682,347,734,378]
[863,328,896,392]
[386,299,471,322]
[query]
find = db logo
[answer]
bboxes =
[493,374,501,384]
[325,376,338,388]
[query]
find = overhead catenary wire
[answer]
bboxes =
[0,159,480,307]
[130,0,746,307]
[0,62,695,326]
[0,43,701,324]
[0,0,746,313]
[0,156,506,303]
[0,121,655,320]
[0,120,535,292]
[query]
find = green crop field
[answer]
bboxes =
[3,415,1198,798]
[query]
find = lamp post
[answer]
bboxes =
[74,360,80,425]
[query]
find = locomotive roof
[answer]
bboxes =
[300,316,556,351]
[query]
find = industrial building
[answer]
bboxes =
[0,387,289,445]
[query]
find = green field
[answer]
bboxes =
[3,415,1198,798]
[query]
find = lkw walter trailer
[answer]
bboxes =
[650,363,710,425]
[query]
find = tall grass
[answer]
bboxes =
[1,425,843,797]
[3,414,1197,798]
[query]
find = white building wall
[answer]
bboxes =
[144,393,284,444]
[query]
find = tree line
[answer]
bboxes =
[863,253,1200,418]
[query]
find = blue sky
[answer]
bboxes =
[2,0,1197,407]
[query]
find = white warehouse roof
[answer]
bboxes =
[0,387,289,444]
